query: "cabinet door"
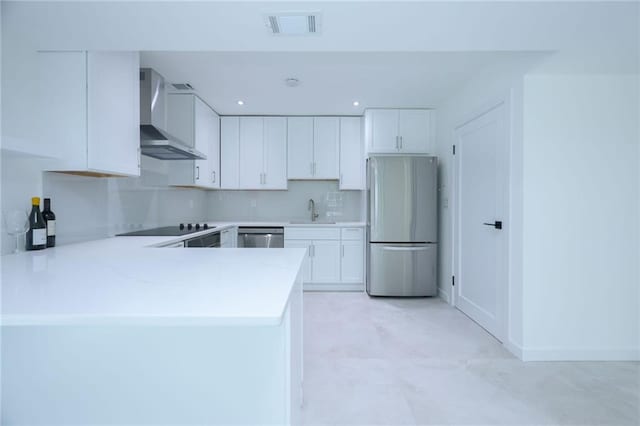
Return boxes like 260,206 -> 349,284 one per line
87,51 -> 140,176
310,240 -> 341,283
193,97 -> 212,186
287,117 -> 314,179
398,109 -> 431,153
341,240 -> 364,283
263,117 -> 288,189
284,240 -> 312,283
208,109 -> 221,188
339,117 -> 364,190
239,117 -> 264,189
220,227 -> 237,248
221,117 -> 240,189
369,109 -> 399,153
313,117 -> 340,179
38,51 -> 88,166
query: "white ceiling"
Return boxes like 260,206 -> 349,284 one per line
140,51 -> 546,115
4,1 -> 638,115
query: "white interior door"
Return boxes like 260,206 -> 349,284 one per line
454,103 -> 508,342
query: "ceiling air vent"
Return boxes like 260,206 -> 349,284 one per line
265,12 -> 321,35
171,83 -> 194,91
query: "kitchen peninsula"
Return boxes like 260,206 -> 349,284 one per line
1,236 -> 305,425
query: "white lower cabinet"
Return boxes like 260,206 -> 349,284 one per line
310,240 -> 341,284
284,226 -> 364,291
341,240 -> 364,283
220,227 -> 237,248
283,240 -> 313,283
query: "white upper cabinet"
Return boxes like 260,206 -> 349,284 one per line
222,116 -> 287,190
338,117 -> 364,190
39,51 -> 140,177
239,117 -> 264,189
167,94 -> 220,189
168,94 -> 220,189
262,117 -> 288,189
365,109 -> 434,155
287,117 -> 339,180
209,109 -> 221,188
221,117 -> 240,189
313,117 -> 340,179
287,117 -> 314,179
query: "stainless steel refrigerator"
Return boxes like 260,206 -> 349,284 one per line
367,156 -> 438,296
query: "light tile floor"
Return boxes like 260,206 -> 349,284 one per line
301,292 -> 640,426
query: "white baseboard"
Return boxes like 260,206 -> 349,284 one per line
504,341 -> 524,360
437,287 -> 450,303
520,347 -> 640,361
304,283 -> 364,292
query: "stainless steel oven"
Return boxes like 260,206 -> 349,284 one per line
184,231 -> 221,248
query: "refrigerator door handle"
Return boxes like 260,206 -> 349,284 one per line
382,246 -> 430,251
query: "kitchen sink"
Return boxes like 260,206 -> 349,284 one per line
289,220 -> 336,224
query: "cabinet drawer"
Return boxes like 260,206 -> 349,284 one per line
285,227 -> 340,240
341,227 -> 364,241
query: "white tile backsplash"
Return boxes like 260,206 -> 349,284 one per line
207,181 -> 363,222
3,159 -> 363,254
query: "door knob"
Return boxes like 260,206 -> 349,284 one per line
483,221 -> 503,230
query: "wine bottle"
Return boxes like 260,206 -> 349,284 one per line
42,198 -> 56,248
26,197 -> 47,251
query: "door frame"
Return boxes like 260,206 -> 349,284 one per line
451,96 -> 511,343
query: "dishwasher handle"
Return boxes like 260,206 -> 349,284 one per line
382,245 -> 430,252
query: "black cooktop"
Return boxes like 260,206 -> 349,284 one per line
116,224 -> 214,237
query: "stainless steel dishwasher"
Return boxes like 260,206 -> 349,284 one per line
237,227 -> 284,248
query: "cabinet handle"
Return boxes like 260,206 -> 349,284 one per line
212,171 -> 216,183
399,136 -> 403,149
263,172 -> 267,185
196,166 -> 200,180
395,136 -> 400,150
341,244 -> 345,258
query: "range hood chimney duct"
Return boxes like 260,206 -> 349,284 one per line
139,68 -> 206,160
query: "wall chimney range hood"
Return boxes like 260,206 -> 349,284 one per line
139,68 -> 206,160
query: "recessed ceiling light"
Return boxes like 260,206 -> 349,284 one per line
237,100 -> 244,105
353,101 -> 360,106
285,78 -> 300,88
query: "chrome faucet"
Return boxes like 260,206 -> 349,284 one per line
308,198 -> 319,222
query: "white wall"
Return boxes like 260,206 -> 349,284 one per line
521,74 -> 640,360
207,181 -> 363,223
436,65 -> 640,360
435,55 -> 539,351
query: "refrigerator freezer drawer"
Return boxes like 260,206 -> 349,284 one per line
367,243 -> 437,296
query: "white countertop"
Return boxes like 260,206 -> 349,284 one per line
205,221 -> 366,229
1,234 -> 306,327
